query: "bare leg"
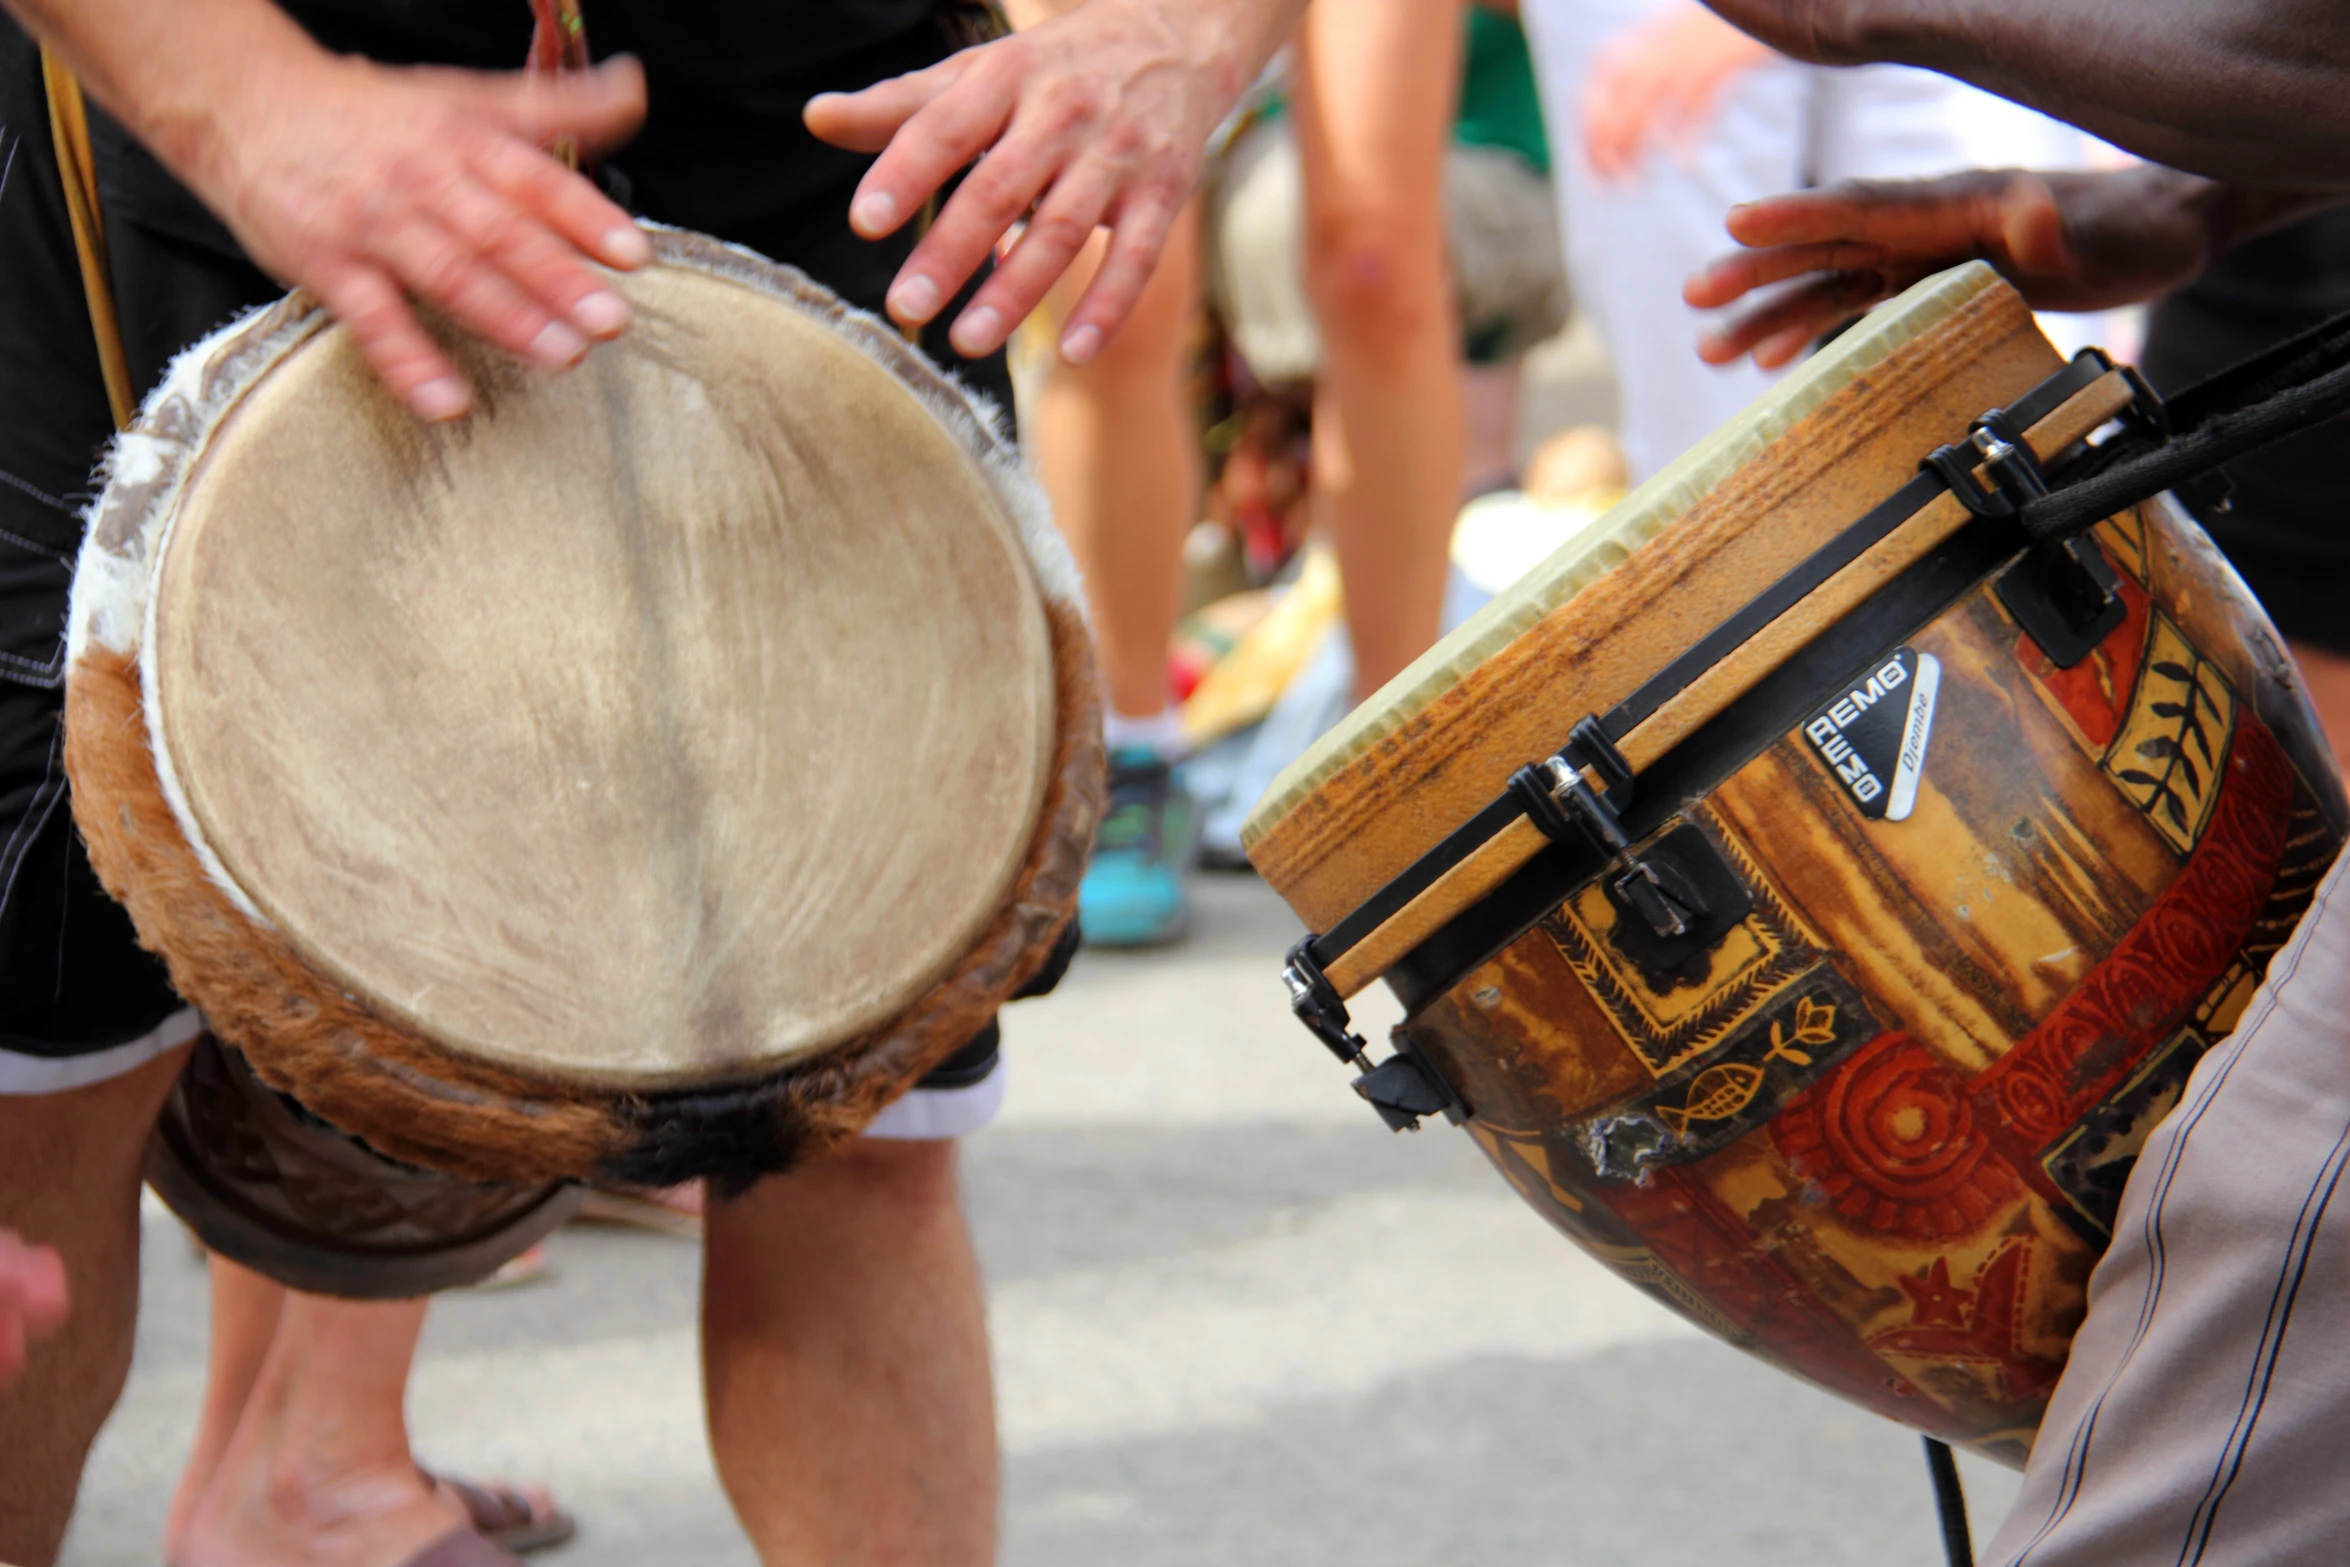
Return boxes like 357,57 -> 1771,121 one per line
0,1044 -> 189,1567
1007,0 -> 1202,726
1026,207 -> 1204,722
164,1257 -> 285,1562
703,1138 -> 995,1567
1294,0 -> 1466,701
1460,360 -> 1526,498
175,1292 -> 461,1567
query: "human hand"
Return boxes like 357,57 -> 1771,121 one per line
0,1229 -> 68,1386
1683,165 -> 2233,368
805,0 -> 1297,364
183,46 -> 652,420
1582,1 -> 1777,182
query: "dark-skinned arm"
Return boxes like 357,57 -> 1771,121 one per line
1686,164 -> 2340,367
1698,0 -> 2350,188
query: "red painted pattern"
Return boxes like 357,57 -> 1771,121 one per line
1969,716 -> 2292,1152
1596,1164 -> 1924,1426
1868,1237 -> 2063,1403
1771,1033 -> 2026,1239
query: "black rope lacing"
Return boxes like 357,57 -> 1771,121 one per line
2019,302 -> 2350,546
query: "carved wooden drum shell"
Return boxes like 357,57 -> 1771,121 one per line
63,230 -> 1102,1207
1246,266 -> 2346,1463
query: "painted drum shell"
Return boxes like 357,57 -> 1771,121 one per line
1396,495 -> 2345,1465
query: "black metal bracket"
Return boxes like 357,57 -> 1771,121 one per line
1280,939 -> 1468,1133
1996,531 -> 2127,667
1922,379 -> 2129,669
1352,1041 -> 1466,1132
1282,937 -> 1370,1069
1923,418 -> 2051,521
1506,718 -> 1712,941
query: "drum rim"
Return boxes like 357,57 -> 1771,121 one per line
1241,263 -> 2006,850
137,244 -> 1062,1082
63,231 -> 1105,1184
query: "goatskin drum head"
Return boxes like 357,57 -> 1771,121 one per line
143,253 -> 1056,1087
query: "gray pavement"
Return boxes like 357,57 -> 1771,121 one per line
66,873 -> 2018,1565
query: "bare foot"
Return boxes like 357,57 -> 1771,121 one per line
175,1428 -> 472,1567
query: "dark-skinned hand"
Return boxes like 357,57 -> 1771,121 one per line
1684,165 -> 2253,369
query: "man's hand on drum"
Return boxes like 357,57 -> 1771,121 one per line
1683,165 -> 2329,368
805,0 -> 1304,364
0,1229 -> 68,1388
13,0 -> 652,422
197,50 -> 654,422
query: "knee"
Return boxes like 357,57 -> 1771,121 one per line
1302,205 -> 1449,344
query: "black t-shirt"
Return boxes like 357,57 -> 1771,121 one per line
2141,209 -> 2350,651
277,1 -> 957,230
91,1 -> 963,273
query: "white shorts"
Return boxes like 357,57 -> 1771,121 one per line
0,1005 -> 199,1095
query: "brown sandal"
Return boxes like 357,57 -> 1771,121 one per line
399,1528 -> 527,1567
423,1471 -> 578,1554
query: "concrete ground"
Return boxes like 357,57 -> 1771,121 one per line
66,872 -> 2018,1567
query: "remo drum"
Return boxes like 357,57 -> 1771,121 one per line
65,230 -> 1100,1291
1246,264 -> 2345,1463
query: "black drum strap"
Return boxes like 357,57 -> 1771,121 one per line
2019,301 -> 2350,547
1924,1437 -> 1975,1567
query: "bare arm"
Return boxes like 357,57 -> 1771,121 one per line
806,0 -> 1306,363
6,0 -> 651,420
1698,0 -> 2350,187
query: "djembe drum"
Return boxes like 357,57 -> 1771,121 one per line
1247,263 -> 2346,1463
64,230 -> 1100,1296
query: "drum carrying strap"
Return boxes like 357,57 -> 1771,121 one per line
2017,298 -> 2350,548
39,51 -> 133,431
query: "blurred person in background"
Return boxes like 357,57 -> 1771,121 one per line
1016,0 -> 1470,948
1519,0 -> 2091,481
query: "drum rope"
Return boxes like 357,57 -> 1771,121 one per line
2019,303 -> 2350,547
1922,1437 -> 1974,1567
38,51 -> 133,431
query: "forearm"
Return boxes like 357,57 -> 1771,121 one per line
1171,0 -> 1310,110
1709,0 -> 2350,187
3,0 -> 330,198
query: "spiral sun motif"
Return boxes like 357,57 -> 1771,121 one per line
1773,1032 -> 2022,1238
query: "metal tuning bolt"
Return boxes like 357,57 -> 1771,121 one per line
1282,937 -> 1371,1070
1611,860 -> 1693,940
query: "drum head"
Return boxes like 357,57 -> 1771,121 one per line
143,255 -> 1056,1087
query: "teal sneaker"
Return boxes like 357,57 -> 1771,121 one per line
1079,746 -> 1197,947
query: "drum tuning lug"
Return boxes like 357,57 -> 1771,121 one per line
1924,415 -> 2051,520
1351,1044 -> 1465,1133
1283,938 -> 1371,1069
1996,531 -> 2128,668
2072,347 -> 2172,438
1611,860 -> 1693,940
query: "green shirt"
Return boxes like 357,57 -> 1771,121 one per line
1256,7 -> 1552,176
1454,6 -> 1550,176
